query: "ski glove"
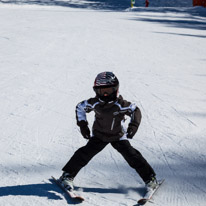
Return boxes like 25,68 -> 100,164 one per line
127,123 -> 138,139
78,120 -> 91,139
80,125 -> 90,139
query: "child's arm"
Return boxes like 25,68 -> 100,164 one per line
126,103 -> 142,139
75,99 -> 96,139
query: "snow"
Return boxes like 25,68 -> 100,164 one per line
0,1 -> 206,206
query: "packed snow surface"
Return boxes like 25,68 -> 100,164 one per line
0,1 -> 206,206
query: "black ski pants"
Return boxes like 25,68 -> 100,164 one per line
62,137 -> 155,183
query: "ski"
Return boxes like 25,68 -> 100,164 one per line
51,176 -> 84,202
137,179 -> 165,205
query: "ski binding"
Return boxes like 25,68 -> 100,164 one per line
137,179 -> 165,205
51,176 -> 84,201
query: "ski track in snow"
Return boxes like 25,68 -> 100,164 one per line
0,1 -> 206,206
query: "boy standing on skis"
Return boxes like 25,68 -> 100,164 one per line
59,71 -> 157,191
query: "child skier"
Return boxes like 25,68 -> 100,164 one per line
59,71 -> 157,191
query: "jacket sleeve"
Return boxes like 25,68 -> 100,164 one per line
125,102 -> 142,129
75,98 -> 96,127
130,106 -> 142,128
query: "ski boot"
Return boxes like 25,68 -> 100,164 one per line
145,176 -> 158,190
59,172 -> 74,191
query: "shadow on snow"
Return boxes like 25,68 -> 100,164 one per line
153,31 -> 206,39
77,185 -> 145,195
128,7 -> 206,31
0,180 -> 80,204
0,182 -> 61,198
0,178 -> 145,203
130,15 -> 206,31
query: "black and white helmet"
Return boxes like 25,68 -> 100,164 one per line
93,71 -> 119,88
93,72 -> 119,102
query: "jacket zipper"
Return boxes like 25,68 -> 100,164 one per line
111,118 -> 115,130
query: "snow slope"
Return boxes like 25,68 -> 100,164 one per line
0,1 -> 206,206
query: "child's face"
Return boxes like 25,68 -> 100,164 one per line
99,87 -> 114,96
95,86 -> 118,97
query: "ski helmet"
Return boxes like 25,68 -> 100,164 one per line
93,72 -> 119,102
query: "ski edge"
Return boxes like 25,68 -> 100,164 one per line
51,176 -> 84,201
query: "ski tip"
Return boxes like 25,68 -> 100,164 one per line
137,198 -> 147,205
76,196 -> 85,201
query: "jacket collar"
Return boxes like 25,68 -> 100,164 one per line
97,95 -> 123,108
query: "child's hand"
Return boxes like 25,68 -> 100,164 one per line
126,123 -> 138,139
80,125 -> 91,139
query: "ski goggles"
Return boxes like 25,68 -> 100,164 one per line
94,85 -> 118,96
